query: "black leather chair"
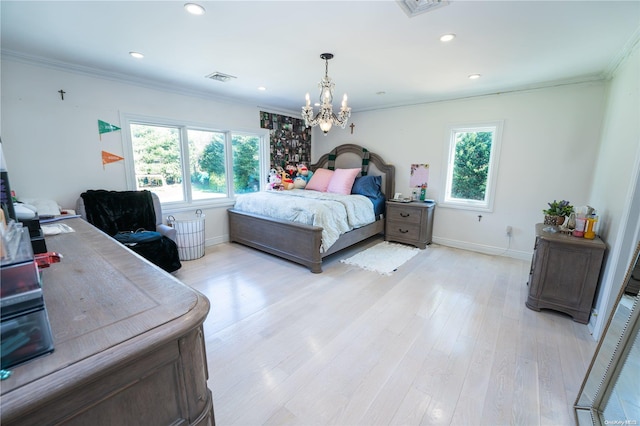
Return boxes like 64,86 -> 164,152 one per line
77,190 -> 181,273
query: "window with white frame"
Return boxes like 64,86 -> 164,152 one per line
441,121 -> 503,212
122,114 -> 268,207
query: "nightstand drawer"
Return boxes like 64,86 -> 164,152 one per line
386,220 -> 421,239
386,205 -> 423,224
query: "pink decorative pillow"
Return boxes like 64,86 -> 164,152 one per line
305,168 -> 334,192
327,168 -> 361,195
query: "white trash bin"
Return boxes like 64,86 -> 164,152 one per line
167,210 -> 205,260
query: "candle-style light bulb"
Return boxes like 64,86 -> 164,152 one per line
341,94 -> 348,108
305,93 -> 310,107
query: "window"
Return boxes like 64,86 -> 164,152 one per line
122,114 -> 268,206
441,121 -> 503,211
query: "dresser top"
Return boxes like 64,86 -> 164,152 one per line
386,200 -> 435,209
536,223 -> 606,248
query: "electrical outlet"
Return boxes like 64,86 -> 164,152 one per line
506,225 -> 513,236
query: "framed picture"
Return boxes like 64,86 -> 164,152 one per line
410,163 -> 429,187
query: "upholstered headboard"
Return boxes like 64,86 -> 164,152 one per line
310,144 -> 395,197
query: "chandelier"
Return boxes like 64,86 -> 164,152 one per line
302,53 -> 351,135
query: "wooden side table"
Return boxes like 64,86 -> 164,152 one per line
385,201 -> 435,249
526,223 -> 606,324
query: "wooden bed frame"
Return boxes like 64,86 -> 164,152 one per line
228,143 -> 395,273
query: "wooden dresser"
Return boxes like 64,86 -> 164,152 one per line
0,218 -> 214,425
385,201 -> 435,249
526,223 -> 606,324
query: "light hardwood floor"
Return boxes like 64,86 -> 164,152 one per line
174,236 -> 597,426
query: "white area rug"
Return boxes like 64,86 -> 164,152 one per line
340,241 -> 421,275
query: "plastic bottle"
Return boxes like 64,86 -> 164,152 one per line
567,212 -> 577,230
573,215 -> 586,237
419,184 -> 426,201
584,214 -> 598,239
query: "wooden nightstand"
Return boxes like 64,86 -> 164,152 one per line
385,201 -> 435,249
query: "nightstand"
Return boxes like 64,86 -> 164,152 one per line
385,201 -> 435,249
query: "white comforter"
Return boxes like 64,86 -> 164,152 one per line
233,189 -> 375,252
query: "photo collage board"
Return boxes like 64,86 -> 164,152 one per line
260,111 -> 311,171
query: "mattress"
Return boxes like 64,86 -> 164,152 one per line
233,189 -> 376,252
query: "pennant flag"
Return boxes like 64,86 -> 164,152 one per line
102,150 -> 124,167
98,120 -> 121,139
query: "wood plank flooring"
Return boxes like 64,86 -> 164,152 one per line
174,236 -> 597,426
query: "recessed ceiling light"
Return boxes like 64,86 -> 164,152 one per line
440,33 -> 456,42
468,74 -> 481,80
129,51 -> 144,59
258,86 -> 266,91
184,3 -> 205,15
376,91 -> 386,95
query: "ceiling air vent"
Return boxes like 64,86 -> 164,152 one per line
397,0 -> 449,17
205,71 -> 237,82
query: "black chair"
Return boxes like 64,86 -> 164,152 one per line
77,190 -> 181,273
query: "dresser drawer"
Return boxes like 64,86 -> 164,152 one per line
386,220 -> 421,240
386,204 -> 423,224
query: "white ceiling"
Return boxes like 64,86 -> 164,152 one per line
2,1 -> 639,114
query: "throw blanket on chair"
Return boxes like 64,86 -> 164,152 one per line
80,190 -> 181,273
81,190 -> 157,236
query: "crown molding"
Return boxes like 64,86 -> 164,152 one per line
0,49 -> 281,111
603,26 -> 640,79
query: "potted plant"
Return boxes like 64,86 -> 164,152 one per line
543,199 -> 574,226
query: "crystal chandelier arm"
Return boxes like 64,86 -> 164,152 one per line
332,108 -> 351,128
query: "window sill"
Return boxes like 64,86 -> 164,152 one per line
438,200 -> 493,213
162,198 -> 236,215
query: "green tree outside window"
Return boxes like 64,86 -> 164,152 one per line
451,131 -> 492,201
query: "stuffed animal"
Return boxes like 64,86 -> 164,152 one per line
281,171 -> 294,190
266,168 -> 282,190
285,164 -> 298,180
293,176 -> 307,189
297,163 -> 313,183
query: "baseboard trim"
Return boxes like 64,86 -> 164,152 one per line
205,236 -> 227,247
432,236 -> 532,261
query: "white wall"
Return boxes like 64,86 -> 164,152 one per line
0,58 -> 270,245
586,44 -> 640,337
318,83 -> 608,259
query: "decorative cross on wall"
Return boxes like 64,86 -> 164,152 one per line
58,89 -> 66,100
349,123 -> 355,134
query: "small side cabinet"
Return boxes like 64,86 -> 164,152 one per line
526,223 -> 606,324
385,201 -> 435,249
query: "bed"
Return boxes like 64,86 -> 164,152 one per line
228,143 -> 395,273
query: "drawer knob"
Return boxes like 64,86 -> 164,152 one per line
400,213 -> 410,217
399,228 -> 409,233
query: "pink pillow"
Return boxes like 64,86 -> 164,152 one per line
327,168 -> 360,195
305,168 -> 334,192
